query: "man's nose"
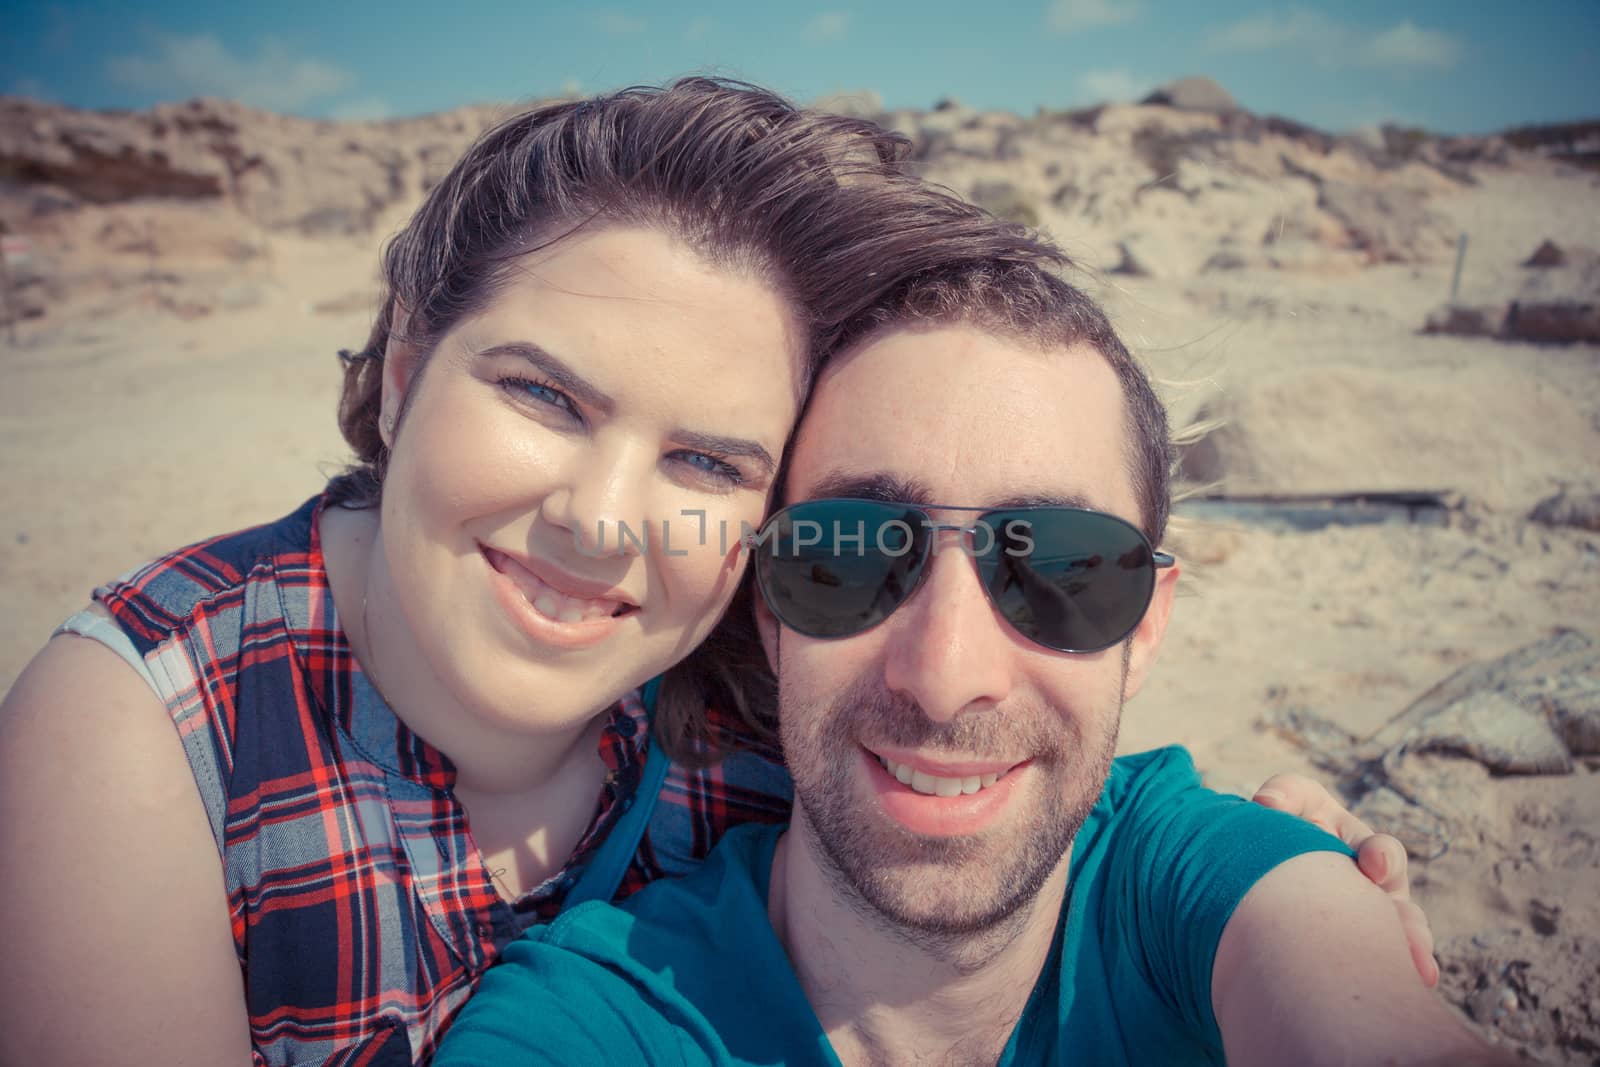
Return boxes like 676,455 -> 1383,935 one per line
880,539 -> 1017,722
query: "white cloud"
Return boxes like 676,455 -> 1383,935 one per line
1203,9 -> 1340,52
328,97 -> 391,121
804,12 -> 851,42
1047,0 -> 1141,33
1204,9 -> 1463,71
1363,20 -> 1463,69
1079,69 -> 1144,102
595,12 -> 647,34
107,32 -> 351,112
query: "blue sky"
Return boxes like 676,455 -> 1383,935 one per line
4,1 -> 1597,135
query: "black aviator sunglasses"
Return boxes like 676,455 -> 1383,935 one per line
751,499 -> 1175,655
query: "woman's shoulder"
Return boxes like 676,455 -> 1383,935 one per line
90,494 -> 327,656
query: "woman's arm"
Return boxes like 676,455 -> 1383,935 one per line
0,635 -> 254,1066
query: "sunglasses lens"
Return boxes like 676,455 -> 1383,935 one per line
976,509 -> 1157,653
754,501 -> 927,639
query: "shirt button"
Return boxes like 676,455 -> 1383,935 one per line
620,796 -> 634,812
617,716 -> 639,737
475,921 -> 492,938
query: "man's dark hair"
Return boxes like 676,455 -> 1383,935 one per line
830,260 -> 1174,546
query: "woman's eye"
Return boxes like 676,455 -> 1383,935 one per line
503,377 -> 581,420
674,451 -> 743,487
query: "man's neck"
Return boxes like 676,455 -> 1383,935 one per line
767,826 -> 1070,1067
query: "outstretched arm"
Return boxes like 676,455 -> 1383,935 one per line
1212,851 -> 1512,1067
1252,771 -> 1437,986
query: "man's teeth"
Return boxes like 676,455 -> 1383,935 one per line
879,757 -> 1004,796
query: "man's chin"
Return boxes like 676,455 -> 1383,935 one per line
844,853 -> 1049,938
802,804 -> 1067,939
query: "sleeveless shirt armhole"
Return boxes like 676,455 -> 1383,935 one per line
55,606 -> 163,696
54,605 -> 230,853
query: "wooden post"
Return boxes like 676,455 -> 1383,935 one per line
1449,232 -> 1469,304
0,225 -> 16,347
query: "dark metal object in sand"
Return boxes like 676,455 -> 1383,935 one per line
1177,490 -> 1456,533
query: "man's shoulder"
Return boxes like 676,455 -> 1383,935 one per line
1105,745 -> 1202,795
1017,748 -> 1353,1063
1093,745 -> 1349,870
1095,745 -> 1204,827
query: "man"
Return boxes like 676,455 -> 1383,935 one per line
435,261 -> 1504,1065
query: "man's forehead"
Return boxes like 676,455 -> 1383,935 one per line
789,324 -> 1141,521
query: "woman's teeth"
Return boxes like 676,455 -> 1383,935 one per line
527,590 -> 612,623
879,756 -> 1005,797
500,561 -> 624,622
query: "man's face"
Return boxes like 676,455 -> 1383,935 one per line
761,324 -> 1178,936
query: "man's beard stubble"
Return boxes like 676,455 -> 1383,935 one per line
778,657 -> 1124,960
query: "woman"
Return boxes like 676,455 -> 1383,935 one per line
0,79 -> 1421,1067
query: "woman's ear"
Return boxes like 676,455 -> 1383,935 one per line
379,303 -> 421,449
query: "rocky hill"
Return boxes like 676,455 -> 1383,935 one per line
3,81 -> 1594,341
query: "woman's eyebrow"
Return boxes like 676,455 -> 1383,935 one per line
671,429 -> 776,475
477,342 -> 615,416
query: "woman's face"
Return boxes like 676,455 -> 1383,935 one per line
377,224 -> 803,737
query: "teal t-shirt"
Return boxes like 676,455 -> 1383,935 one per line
434,747 -> 1351,1066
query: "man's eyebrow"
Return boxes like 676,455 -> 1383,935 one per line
672,430 -> 776,476
802,475 -> 1102,513
804,472 -> 936,504
991,491 -> 1102,511
476,342 -> 615,417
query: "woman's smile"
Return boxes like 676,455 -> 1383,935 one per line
481,543 -> 640,650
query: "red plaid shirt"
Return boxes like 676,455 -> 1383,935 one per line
66,494 -> 792,1066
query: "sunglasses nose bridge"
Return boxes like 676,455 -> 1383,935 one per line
921,520 -> 971,555
881,537 -> 1019,721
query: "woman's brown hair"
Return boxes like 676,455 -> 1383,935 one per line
329,76 -> 1065,764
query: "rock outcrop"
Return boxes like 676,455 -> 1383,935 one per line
1423,241 -> 1600,344
0,84 -> 1593,324
0,96 -> 508,233
1140,76 -> 1240,115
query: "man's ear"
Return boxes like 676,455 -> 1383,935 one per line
752,583 -> 781,675
1122,559 -> 1179,702
379,303 -> 422,449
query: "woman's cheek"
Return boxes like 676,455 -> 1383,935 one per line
660,499 -> 761,611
